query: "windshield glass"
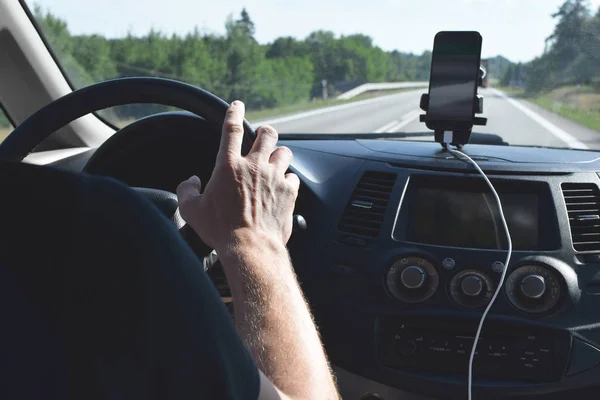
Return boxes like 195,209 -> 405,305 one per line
25,0 -> 600,149
0,107 -> 13,141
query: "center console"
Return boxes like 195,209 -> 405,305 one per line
387,175 -> 571,315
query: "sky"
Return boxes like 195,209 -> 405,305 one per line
27,0 -> 600,62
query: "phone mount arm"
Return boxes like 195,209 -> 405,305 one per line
419,93 -> 487,149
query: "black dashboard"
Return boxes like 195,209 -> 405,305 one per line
282,138 -> 600,399
51,128 -> 600,399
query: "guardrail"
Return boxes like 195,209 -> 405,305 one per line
336,81 -> 429,100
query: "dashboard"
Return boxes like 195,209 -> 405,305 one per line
50,125 -> 600,399
280,138 -> 600,399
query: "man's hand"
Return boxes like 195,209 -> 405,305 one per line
176,100 -> 299,253
176,100 -> 339,400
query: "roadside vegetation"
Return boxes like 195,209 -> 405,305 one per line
27,6 -> 435,125
499,84 -> 600,132
498,1 -> 600,132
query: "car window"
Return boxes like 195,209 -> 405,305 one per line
0,108 -> 13,143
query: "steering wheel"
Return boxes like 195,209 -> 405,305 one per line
0,77 -> 255,162
0,77 -> 256,259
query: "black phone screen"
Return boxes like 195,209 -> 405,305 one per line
426,32 -> 482,130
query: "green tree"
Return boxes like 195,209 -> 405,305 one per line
30,6 -> 480,116
266,37 -> 308,58
72,35 -> 117,81
224,11 -> 264,101
527,0 -> 593,91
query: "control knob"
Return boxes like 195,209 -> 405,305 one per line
520,274 -> 546,299
461,275 -> 483,297
386,257 -> 439,303
449,270 -> 494,308
400,266 -> 426,289
506,265 -> 561,314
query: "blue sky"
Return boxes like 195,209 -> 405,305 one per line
27,0 -> 600,62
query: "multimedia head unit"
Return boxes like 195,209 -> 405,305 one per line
377,316 -> 571,382
393,176 -> 560,251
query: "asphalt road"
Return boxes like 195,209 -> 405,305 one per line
254,88 -> 600,150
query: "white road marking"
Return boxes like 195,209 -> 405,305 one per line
252,90 -> 421,128
489,88 -> 589,150
387,109 -> 422,132
374,120 -> 399,133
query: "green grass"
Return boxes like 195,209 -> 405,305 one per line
497,86 -> 526,98
497,86 -> 600,133
245,88 -> 421,122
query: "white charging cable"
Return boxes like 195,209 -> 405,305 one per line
445,143 -> 512,400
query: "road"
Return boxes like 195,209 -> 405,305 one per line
254,88 -> 600,150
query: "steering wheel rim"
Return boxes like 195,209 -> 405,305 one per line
0,77 -> 256,162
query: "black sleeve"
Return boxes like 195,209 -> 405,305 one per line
67,174 -> 261,400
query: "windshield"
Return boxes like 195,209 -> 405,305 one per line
25,0 -> 600,149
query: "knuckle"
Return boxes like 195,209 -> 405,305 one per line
278,146 -> 292,158
283,180 -> 297,196
260,126 -> 279,141
224,120 -> 243,134
247,160 -> 262,177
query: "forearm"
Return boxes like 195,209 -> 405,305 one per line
219,230 -> 339,400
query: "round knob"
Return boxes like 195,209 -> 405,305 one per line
400,266 -> 426,289
293,214 -> 307,231
461,275 -> 483,297
521,274 -> 546,299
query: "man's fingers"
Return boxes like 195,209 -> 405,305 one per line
218,101 -> 245,163
285,172 -> 300,194
269,146 -> 293,173
176,175 -> 202,202
250,126 -> 279,159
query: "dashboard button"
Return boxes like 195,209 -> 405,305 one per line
492,261 -> 506,273
442,258 -> 456,270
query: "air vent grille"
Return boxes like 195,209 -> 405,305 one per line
338,171 -> 396,239
562,183 -> 600,252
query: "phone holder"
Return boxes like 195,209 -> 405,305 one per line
419,93 -> 487,149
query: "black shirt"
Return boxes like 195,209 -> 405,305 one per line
0,162 -> 260,399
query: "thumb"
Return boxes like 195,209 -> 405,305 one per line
176,175 -> 202,204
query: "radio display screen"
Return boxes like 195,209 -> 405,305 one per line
405,187 -> 540,250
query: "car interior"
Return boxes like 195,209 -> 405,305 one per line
3,1 -> 600,399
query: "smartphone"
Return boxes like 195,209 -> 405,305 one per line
425,31 -> 482,131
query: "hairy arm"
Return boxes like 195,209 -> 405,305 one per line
220,231 -> 338,399
177,101 -> 339,400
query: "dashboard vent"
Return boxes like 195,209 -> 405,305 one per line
338,171 -> 396,240
562,183 -> 600,252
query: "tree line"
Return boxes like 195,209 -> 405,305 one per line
1,6 -> 522,128
518,0 -> 600,93
34,7 -> 434,119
